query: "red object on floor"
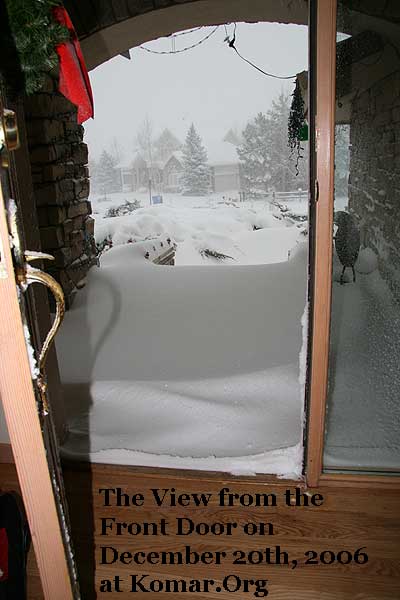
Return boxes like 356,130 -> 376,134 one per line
52,7 -> 94,123
0,528 -> 8,581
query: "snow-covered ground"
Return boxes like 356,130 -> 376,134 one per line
58,191 -> 308,476
325,250 -> 400,470
92,191 -> 302,266
56,190 -> 400,474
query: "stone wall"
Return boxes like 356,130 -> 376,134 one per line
349,68 -> 400,300
23,72 -> 97,308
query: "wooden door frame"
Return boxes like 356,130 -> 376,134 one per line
0,167 -> 75,596
305,0 -> 337,487
304,0 -> 400,489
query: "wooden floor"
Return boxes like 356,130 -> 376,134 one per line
1,461 -> 400,599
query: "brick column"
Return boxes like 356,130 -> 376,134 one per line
23,72 -> 97,308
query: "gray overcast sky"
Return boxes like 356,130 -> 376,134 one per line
84,22 -> 308,160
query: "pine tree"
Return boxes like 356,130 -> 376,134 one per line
96,149 -> 120,198
237,112 -> 272,195
182,124 -> 210,196
268,92 -> 292,192
238,93 -> 308,196
155,128 -> 181,162
88,158 -> 99,194
268,91 -> 307,192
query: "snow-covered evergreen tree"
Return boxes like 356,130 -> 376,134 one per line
238,93 -> 308,196
182,124 -> 210,195
267,91 -> 307,192
88,158 -> 100,194
97,149 -> 120,198
237,112 -> 272,195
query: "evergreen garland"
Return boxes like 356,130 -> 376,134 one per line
5,0 -> 69,94
288,79 -> 307,175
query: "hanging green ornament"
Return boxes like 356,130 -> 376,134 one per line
299,123 -> 308,142
288,79 -> 307,174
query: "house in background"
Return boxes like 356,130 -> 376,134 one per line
117,156 -> 135,192
115,131 -> 243,194
117,152 -> 164,192
163,150 -> 184,192
208,136 -> 242,193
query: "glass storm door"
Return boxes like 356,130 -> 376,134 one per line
323,0 -> 400,474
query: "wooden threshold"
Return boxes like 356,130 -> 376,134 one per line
59,456 -> 398,489
7,448 -> 398,489
61,458 -> 305,486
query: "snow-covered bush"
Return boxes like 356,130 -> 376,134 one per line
104,199 -> 141,218
200,248 -> 235,262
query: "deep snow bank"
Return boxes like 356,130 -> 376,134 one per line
57,235 -> 308,476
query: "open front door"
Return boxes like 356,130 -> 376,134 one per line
0,99 -> 80,597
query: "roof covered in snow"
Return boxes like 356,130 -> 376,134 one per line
163,150 -> 184,169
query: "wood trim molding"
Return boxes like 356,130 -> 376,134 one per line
0,174 -> 75,599
306,0 -> 337,487
320,473 -> 400,488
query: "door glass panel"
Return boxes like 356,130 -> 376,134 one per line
54,21 -> 310,477
324,0 -> 400,473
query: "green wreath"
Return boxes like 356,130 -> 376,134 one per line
6,0 -> 69,95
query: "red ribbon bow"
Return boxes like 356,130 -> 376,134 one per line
52,7 -> 94,123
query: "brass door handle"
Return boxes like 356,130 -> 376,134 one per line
1,108 -> 20,167
17,251 -> 65,413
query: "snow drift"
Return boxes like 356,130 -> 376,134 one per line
57,236 -> 308,476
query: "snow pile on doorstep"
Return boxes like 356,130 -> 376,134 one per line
57,240 -> 308,477
62,443 -> 304,478
325,252 -> 400,469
